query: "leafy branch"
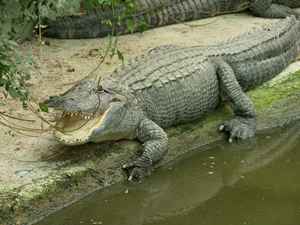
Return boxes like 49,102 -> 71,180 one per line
83,0 -> 148,77
0,39 -> 31,106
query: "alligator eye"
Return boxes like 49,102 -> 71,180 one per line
95,85 -> 104,94
97,85 -> 103,91
111,97 -> 121,102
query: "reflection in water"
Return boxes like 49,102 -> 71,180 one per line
36,124 -> 300,225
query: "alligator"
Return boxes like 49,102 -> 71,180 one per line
45,16 -> 300,181
44,0 -> 300,39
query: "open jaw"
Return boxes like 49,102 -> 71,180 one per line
54,109 -> 110,146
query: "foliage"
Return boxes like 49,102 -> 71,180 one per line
38,0 -> 81,20
0,1 -> 36,105
0,0 -> 82,106
0,39 -> 31,106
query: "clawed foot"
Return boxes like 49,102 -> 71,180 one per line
219,117 -> 256,143
122,160 -> 152,182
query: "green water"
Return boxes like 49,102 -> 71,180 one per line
36,124 -> 300,225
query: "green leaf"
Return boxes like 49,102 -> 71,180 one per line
117,49 -> 124,62
126,19 -> 135,33
8,86 -> 19,98
39,102 -> 49,113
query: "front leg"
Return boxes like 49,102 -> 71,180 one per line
123,118 -> 168,182
216,60 -> 256,143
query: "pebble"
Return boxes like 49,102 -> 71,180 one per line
15,169 -> 32,177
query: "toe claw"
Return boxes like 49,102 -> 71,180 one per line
122,162 -> 135,169
127,167 -> 145,182
220,117 -> 256,142
123,158 -> 153,182
219,124 -> 225,131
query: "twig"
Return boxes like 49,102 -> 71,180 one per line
0,111 -> 35,122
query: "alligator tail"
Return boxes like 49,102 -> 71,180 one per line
43,0 -> 225,39
43,10 -> 114,39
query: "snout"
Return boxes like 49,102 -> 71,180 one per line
44,96 -> 65,108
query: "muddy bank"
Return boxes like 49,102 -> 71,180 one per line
1,13 -> 300,225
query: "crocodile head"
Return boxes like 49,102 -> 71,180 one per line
45,79 -> 129,145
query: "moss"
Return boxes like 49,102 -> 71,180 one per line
250,70 -> 300,110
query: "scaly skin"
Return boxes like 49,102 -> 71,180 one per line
46,17 -> 300,181
44,0 -> 300,39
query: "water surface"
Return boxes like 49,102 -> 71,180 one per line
36,124 -> 300,225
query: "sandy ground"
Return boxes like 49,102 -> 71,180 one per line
1,12 -> 300,224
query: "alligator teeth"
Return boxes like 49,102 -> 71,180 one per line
61,111 -> 96,120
